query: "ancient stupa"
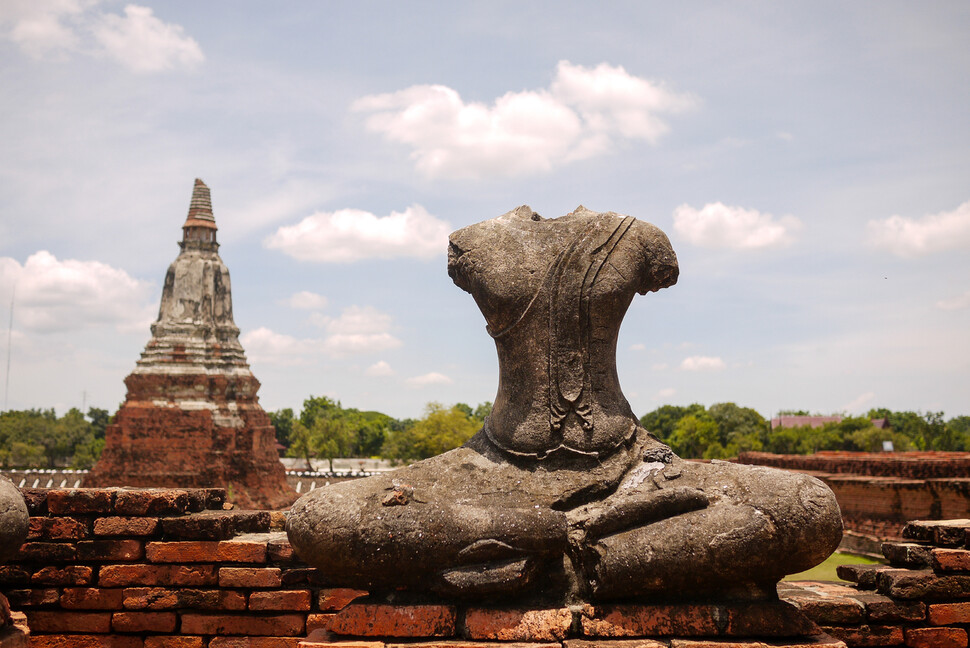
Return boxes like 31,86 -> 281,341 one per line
86,179 -> 296,509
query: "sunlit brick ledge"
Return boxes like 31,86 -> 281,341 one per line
3,488 -> 970,648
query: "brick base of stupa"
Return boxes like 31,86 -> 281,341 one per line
86,372 -> 296,510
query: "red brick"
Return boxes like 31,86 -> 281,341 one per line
180,613 -> 305,636
306,613 -> 333,634
566,641 -> 667,648
464,607 -> 572,641
268,537 -> 296,562
316,588 -> 368,612
122,587 -> 179,610
145,540 -> 267,563
98,564 -> 217,587
4,588 -> 59,607
0,566 -> 31,586
668,641 -> 764,648
932,549 -> 970,572
299,630 -> 382,648
94,516 -> 160,536
25,610 -> 112,633
249,590 -> 311,611
929,603 -> 970,625
61,587 -> 125,610
17,542 -> 76,562
329,604 -> 456,638
31,565 -> 93,585
28,516 -> 88,540
581,604 -> 719,637
905,628 -> 968,648
77,539 -> 144,561
822,625 -> 905,647
724,602 -> 818,637
112,611 -> 177,633
209,638 -> 303,648
46,488 -> 116,514
220,567 -> 282,588
27,635 -> 143,648
797,598 -> 866,624
855,593 -> 926,622
144,638 -> 205,648
177,589 -> 247,611
115,489 -> 189,516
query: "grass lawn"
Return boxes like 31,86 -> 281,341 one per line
784,551 -> 883,582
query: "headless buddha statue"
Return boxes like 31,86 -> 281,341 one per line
286,206 -> 842,603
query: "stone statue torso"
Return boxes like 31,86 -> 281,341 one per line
448,205 -> 679,459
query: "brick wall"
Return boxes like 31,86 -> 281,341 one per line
737,453 -> 970,549
5,486 -> 970,648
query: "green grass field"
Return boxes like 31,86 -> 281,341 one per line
784,551 -> 882,582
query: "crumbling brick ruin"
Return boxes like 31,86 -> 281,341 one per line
84,180 -> 295,510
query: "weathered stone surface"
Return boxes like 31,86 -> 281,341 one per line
0,477 -> 29,563
85,179 -> 296,511
287,206 -> 842,607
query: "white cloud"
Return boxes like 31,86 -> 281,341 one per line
630,343 -> 646,351
673,202 -> 802,249
842,391 -> 876,414
937,291 -> 970,311
655,388 -> 676,400
240,327 -> 320,366
0,2 -> 202,72
352,60 -> 694,179
266,204 -> 450,263
680,355 -> 726,371
285,291 -> 328,311
92,5 -> 203,72
365,360 -> 394,377
867,200 -> 970,258
406,372 -> 453,388
0,251 -> 154,334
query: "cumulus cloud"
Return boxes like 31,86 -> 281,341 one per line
0,1 -> 202,72
243,306 -> 402,365
285,291 -> 328,310
365,360 -> 394,377
673,202 -> 802,249
937,291 -> 970,311
240,327 -> 320,366
680,355 -> 726,371
266,205 -> 450,263
842,391 -> 876,414
0,251 -> 154,334
629,343 -> 646,351
92,5 -> 203,72
352,60 -> 694,179
655,387 -> 676,400
406,372 -> 453,388
867,200 -> 970,258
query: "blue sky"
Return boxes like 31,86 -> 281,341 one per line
1,2 -> 968,420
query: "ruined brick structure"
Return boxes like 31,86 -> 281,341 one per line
85,180 -> 296,510
738,452 -> 970,554
5,486 -> 970,648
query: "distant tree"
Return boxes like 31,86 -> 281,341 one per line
312,415 -> 354,472
382,402 -> 479,463
87,407 -> 110,439
269,408 -> 295,448
776,409 -> 810,416
666,413 -> 720,459
640,404 -> 706,441
473,401 -> 493,422
287,421 -> 315,470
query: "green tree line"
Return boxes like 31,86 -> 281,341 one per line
640,403 -> 970,460
0,407 -> 109,469
269,396 -> 492,469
